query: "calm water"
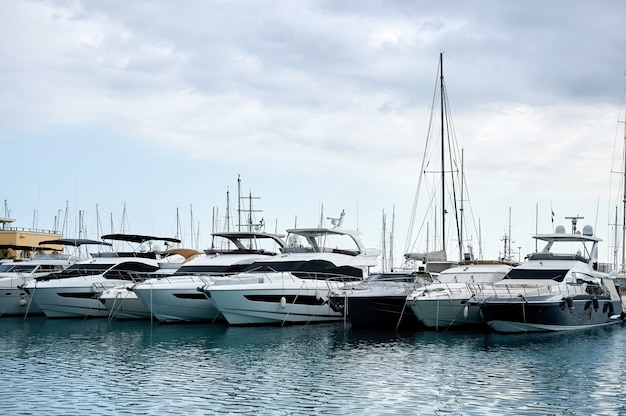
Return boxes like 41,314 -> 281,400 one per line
0,317 -> 625,415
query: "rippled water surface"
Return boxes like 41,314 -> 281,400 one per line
1,317 -> 625,415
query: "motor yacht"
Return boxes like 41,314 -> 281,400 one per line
132,231 -> 286,322
204,227 -> 380,325
0,238 -> 111,316
328,269 -> 433,329
406,262 -> 513,330
471,220 -> 624,333
23,234 -> 178,318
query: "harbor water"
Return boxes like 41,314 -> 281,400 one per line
1,317 -> 625,415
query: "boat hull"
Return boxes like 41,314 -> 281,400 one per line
29,286 -> 111,318
408,298 -> 484,329
27,277 -> 130,318
478,296 -> 623,333
100,289 -> 152,320
209,282 -> 342,326
329,294 -> 419,328
0,287 -> 42,316
133,278 -> 222,322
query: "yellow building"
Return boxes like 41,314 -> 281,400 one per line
0,217 -> 63,261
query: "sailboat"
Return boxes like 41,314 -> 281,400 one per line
402,52 -> 470,273
401,53 -> 515,330
329,53 -> 485,330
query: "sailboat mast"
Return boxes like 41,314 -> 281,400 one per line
459,148 -> 465,260
622,105 -> 626,271
440,51 -> 446,253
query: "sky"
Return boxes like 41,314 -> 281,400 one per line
2,0 -> 626,268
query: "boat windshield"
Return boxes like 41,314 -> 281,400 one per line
35,263 -> 114,281
104,262 -> 160,280
0,264 -> 38,273
173,264 -> 251,276
245,259 -> 364,279
0,264 -> 17,272
365,273 -> 420,283
504,268 -> 569,282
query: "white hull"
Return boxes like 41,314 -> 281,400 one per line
209,277 -> 345,325
133,276 -> 221,322
0,287 -> 42,315
0,276 -> 42,315
99,287 -> 152,320
409,298 -> 483,328
28,277 -> 129,318
406,264 -> 513,329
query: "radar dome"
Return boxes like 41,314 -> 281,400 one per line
555,225 -> 566,234
582,225 -> 593,236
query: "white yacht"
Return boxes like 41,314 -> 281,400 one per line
405,262 -> 513,330
204,228 -> 380,325
0,238 -> 112,316
23,234 -> 179,318
132,232 -> 286,322
0,255 -> 72,316
98,248 -> 198,320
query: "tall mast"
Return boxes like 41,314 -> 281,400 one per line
381,210 -> 387,272
440,51 -> 446,253
622,104 -> 626,271
459,149 -> 465,261
390,206 -> 395,270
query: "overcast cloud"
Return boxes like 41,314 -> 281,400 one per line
2,0 -> 626,265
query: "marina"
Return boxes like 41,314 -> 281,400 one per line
3,2 -> 626,413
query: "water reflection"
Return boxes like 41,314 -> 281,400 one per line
0,318 -> 625,414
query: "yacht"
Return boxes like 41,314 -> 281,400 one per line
472,220 -> 624,333
328,269 -> 434,329
204,228 -> 380,325
0,255 -> 72,316
98,248 -> 199,320
405,262 -> 513,330
132,231 -> 286,322
0,238 -> 111,316
23,234 -> 179,318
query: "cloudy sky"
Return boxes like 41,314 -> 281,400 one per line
2,0 -> 626,267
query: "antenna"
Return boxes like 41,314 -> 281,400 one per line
565,215 -> 584,234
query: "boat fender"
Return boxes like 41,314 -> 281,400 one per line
280,296 -> 287,309
603,302 -> 609,313
608,302 -> 614,316
315,288 -> 321,301
463,304 -> 469,319
19,296 -> 27,307
592,297 -> 599,312
566,297 -> 574,313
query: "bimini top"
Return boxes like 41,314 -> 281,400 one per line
100,234 -> 182,245
39,238 -> 113,247
210,232 -> 286,249
533,224 -> 601,244
284,228 -> 368,254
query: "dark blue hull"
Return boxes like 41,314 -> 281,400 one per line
328,294 -> 420,329
478,295 -> 623,333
